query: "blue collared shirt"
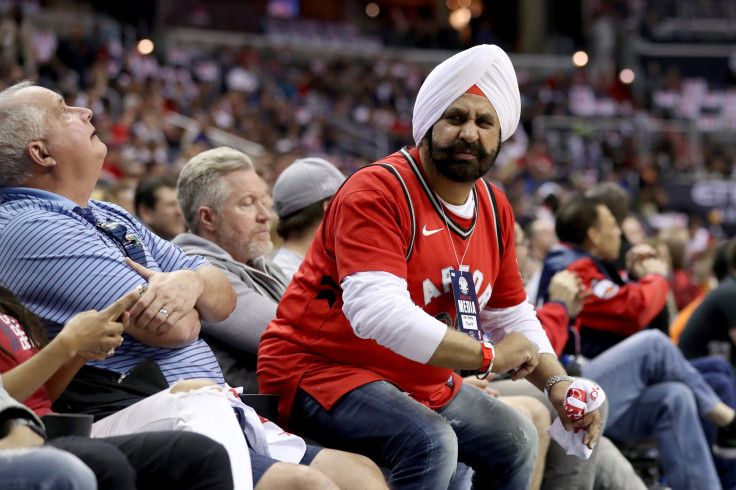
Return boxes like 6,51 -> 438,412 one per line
0,187 -> 224,384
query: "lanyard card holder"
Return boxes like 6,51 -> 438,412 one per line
449,269 -> 482,341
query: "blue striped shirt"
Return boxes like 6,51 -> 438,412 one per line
0,187 -> 224,385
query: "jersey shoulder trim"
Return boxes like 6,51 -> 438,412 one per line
480,180 -> 504,260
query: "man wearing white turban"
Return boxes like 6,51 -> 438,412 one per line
259,45 -> 602,489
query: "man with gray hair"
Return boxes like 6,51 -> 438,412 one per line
271,157 -> 346,282
0,84 -> 388,489
174,146 -> 289,392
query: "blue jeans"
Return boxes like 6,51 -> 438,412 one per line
582,329 -> 722,490
290,380 -> 537,489
692,356 -> 736,490
0,446 -> 96,490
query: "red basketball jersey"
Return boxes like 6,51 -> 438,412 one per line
258,147 -> 526,426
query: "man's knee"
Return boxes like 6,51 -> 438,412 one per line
7,448 -> 97,490
169,379 -> 221,394
309,448 -> 389,489
256,462 -> 339,490
48,436 -> 136,487
640,328 -> 673,348
658,382 -> 697,414
525,397 -> 552,439
416,417 -> 459,457
312,448 -> 380,472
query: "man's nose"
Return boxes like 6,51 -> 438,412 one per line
77,106 -> 93,121
256,202 -> 271,221
458,121 -> 479,143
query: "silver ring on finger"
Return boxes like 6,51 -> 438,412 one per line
107,348 -> 115,356
159,308 -> 168,317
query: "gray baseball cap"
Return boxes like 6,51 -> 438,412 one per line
273,157 -> 346,218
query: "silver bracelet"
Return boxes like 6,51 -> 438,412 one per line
544,374 -> 576,397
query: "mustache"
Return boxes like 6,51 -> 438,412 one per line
434,139 -> 488,157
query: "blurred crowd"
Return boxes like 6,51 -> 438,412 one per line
0,2 -> 734,256
5,2 -> 736,487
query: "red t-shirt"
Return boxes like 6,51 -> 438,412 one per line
258,147 -> 527,426
0,313 -> 53,416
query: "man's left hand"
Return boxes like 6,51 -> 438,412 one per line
549,381 -> 602,449
125,258 -> 204,333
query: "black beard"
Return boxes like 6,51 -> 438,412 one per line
427,127 -> 501,183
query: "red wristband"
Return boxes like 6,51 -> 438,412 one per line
479,342 -> 495,373
476,342 -> 495,380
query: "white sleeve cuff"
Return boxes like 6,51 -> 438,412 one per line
341,271 -> 448,363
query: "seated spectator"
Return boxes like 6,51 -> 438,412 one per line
259,44 -> 602,489
1,374 -> 97,490
540,270 -> 736,487
523,218 -> 557,302
489,223 -> 647,490
0,285 -> 251,488
585,182 -> 633,272
524,217 -> 736,489
173,146 -> 289,391
0,293 -> 236,489
659,226 -> 702,312
271,157 -> 346,282
680,237 -> 736,365
0,81 -> 387,490
134,175 -> 187,240
535,195 -> 671,358
621,215 -> 647,247
670,240 -> 728,345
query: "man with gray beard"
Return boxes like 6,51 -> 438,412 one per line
173,147 -> 288,392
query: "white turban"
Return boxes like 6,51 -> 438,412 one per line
412,44 -> 521,146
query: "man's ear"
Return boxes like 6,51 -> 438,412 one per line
586,226 -> 600,249
197,206 -> 217,233
26,140 -> 56,168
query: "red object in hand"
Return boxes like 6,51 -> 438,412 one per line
564,387 -> 587,422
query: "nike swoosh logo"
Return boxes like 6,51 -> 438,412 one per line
422,225 -> 445,236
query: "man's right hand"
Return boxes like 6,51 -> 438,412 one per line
55,288 -> 140,361
492,331 -> 539,380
